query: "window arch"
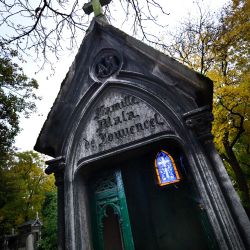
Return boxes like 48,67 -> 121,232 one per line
154,150 -> 181,186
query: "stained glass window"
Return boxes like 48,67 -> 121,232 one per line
155,150 -> 181,186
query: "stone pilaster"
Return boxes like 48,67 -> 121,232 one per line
183,106 -> 250,248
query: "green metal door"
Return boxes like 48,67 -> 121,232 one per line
90,169 -> 134,250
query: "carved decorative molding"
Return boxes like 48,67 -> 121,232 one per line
182,106 -> 214,142
91,49 -> 122,81
45,156 -> 65,186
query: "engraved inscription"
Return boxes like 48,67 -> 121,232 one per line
97,112 -> 164,147
82,94 -> 166,154
94,96 -> 139,119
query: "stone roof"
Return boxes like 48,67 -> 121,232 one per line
18,217 -> 43,228
34,16 -> 213,157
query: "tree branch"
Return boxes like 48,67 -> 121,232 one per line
219,98 -> 245,148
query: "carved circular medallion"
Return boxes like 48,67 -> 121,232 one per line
91,49 -> 122,81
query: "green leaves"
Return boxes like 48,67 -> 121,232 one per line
0,45 -> 39,163
167,0 -> 250,211
39,191 -> 57,250
0,151 -> 55,235
209,0 -> 250,210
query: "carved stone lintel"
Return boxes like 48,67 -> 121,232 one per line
182,106 -> 214,142
45,156 -> 65,186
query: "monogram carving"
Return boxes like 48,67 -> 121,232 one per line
92,49 -> 122,80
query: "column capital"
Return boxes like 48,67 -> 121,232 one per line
45,156 -> 65,186
183,106 -> 214,142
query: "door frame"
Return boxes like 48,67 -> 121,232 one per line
73,134 -> 221,249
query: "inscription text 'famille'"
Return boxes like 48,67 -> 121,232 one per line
84,95 -> 165,151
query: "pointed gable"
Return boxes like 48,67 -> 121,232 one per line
34,16 -> 213,157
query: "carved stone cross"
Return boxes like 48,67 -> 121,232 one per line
83,0 -> 112,16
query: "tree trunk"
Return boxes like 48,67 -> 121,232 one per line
223,137 -> 250,216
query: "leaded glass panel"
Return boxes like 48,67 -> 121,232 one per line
155,150 -> 181,186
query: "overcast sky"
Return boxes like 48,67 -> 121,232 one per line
15,0 -> 229,153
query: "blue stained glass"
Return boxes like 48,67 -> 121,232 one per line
156,151 -> 177,185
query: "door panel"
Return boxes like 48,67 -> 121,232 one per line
90,169 -> 134,250
103,206 -> 123,250
122,150 -> 215,250
89,146 -> 217,250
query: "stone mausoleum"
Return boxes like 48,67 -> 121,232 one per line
35,13 -> 250,250
0,215 -> 42,250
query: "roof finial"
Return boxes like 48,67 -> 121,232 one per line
83,0 -> 111,17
